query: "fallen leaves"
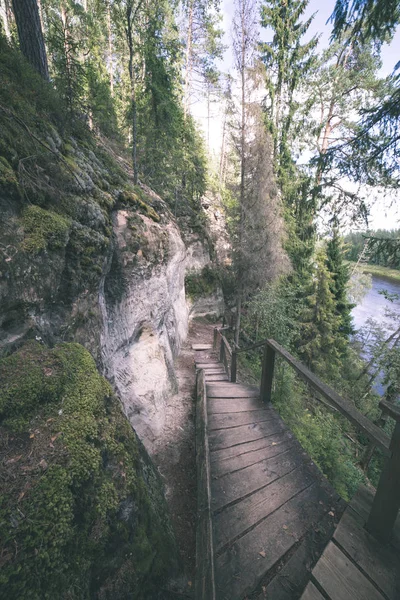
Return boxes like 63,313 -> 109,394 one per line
6,455 -> 23,464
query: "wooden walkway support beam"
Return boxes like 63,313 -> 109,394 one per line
366,400 -> 400,543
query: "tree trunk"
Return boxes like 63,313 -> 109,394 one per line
235,0 -> 246,347
0,0 -> 12,38
11,0 -> 49,80
61,5 -> 73,106
184,0 -> 194,118
107,1 -> 114,96
235,284 -> 242,346
126,5 -> 138,184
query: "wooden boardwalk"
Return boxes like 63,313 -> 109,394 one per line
301,485 -> 400,600
194,344 -> 345,600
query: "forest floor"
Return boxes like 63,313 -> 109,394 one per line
152,317 -> 217,597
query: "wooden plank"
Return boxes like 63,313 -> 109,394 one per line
205,375 -> 229,382
207,397 -> 264,414
366,420 -> 400,542
211,446 -> 303,511
312,541 -> 385,600
350,485 -> 400,552
380,399 -> 400,421
350,485 -> 371,522
220,334 -> 232,356
208,408 -> 273,430
212,437 -> 295,478
195,371 -> 216,600
207,385 -> 260,398
334,507 -> 400,599
265,501 -> 346,600
210,431 -> 294,474
215,483 -> 333,600
202,368 -> 226,374
192,344 -> 213,350
260,344 -> 275,404
266,339 -> 391,456
209,417 -> 286,452
214,464 -> 315,551
301,582 -> 325,600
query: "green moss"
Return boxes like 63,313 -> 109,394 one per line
0,156 -> 18,188
185,265 -> 220,300
0,342 -> 179,599
119,187 -> 161,222
21,205 -> 70,254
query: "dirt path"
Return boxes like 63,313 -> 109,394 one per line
152,318 -> 217,595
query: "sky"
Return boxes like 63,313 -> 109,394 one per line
191,0 -> 400,231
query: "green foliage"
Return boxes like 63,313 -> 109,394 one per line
0,341 -> 179,599
297,248 -> 348,378
273,366 -> 365,500
185,265 -> 220,299
326,228 -> 355,336
345,229 -> 400,269
243,277 -> 300,349
260,0 -> 318,183
331,0 -> 400,43
21,205 -> 71,254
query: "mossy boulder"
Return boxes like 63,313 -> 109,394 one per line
0,342 -> 180,599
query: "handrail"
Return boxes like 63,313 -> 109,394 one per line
221,333 -> 390,455
212,322 -> 399,542
266,339 -> 391,456
220,334 -> 232,357
235,339 -> 268,354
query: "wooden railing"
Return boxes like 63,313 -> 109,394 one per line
213,325 -> 400,544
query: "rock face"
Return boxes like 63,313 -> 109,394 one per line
0,38 -> 225,599
100,208 -> 189,450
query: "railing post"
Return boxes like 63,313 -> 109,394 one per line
219,337 -> 225,364
366,401 -> 400,543
213,327 -> 218,351
231,351 -> 237,383
260,343 -> 275,404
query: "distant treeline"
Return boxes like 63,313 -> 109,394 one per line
345,230 -> 400,269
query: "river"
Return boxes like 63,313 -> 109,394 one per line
352,274 -> 400,333
351,274 -> 400,395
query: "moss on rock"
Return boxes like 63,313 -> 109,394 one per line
21,205 -> 71,254
0,342 -> 180,599
119,187 -> 161,222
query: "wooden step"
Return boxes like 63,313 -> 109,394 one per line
207,384 -> 260,399
192,343 -> 213,350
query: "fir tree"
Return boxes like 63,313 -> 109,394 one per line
297,248 -> 347,378
326,226 -> 355,337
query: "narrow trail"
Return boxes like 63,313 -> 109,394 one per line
152,319 -> 218,590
